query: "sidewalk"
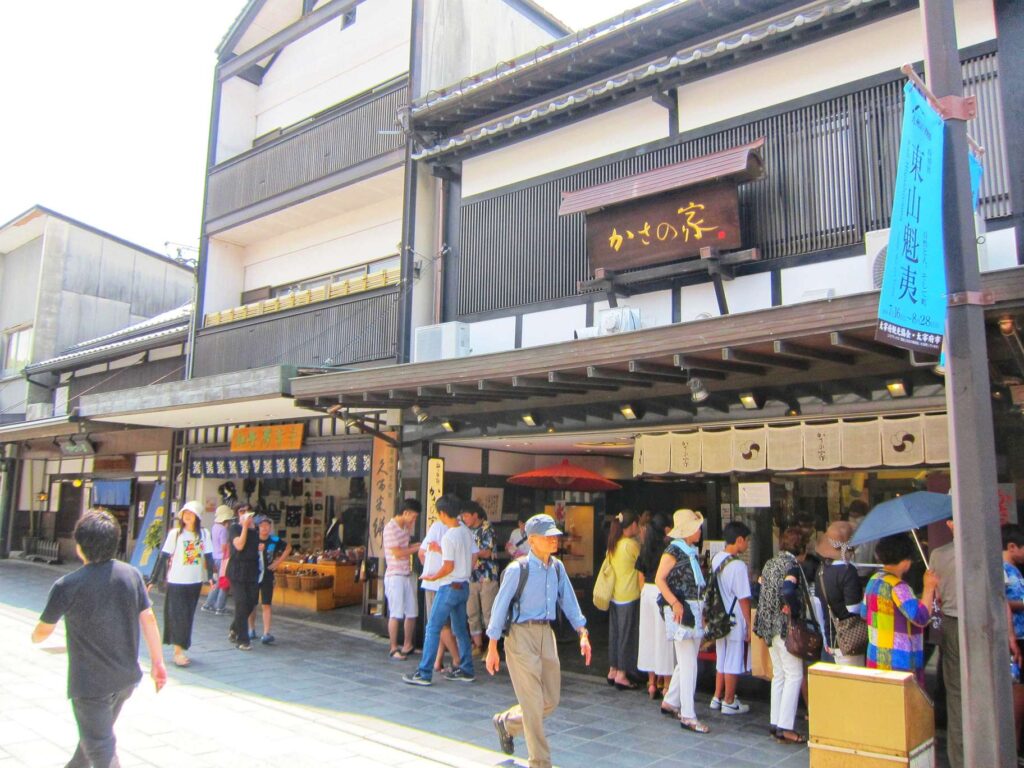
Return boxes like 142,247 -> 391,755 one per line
0,559 -> 810,768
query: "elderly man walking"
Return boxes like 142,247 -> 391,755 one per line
486,513 -> 591,768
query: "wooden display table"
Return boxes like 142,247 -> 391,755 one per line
808,663 -> 935,767
275,560 -> 363,611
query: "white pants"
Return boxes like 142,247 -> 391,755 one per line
768,635 -> 803,731
664,637 -> 700,719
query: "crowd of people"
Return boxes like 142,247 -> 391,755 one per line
28,494 -> 1024,768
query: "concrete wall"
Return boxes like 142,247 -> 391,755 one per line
418,0 -> 563,97
0,236 -> 42,335
204,239 -> 246,315
216,78 -> 258,165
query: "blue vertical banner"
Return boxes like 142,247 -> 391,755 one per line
876,82 -> 947,354
129,483 -> 167,579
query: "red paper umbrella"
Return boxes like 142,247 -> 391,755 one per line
507,459 -> 622,492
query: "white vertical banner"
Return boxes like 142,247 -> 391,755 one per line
701,429 -> 732,474
803,422 -> 842,470
767,424 -> 804,470
634,433 -> 672,476
841,418 -> 882,468
924,413 -> 950,464
881,415 -> 925,466
732,426 -> 767,472
670,432 -> 702,474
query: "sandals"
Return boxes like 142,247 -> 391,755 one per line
679,717 -> 711,734
173,655 -> 191,668
388,649 -> 408,660
614,680 -> 639,691
647,683 -> 663,700
775,729 -> 807,744
659,705 -> 679,717
400,646 -> 415,656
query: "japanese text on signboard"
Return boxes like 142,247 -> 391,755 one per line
230,423 -> 304,452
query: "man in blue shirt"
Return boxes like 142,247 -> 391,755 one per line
485,514 -> 590,768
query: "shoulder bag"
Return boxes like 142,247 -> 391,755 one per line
592,555 -> 615,611
817,565 -> 868,656
784,566 -> 823,662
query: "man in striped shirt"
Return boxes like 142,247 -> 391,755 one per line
384,499 -> 421,659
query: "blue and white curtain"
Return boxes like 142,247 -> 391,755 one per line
188,450 -> 371,479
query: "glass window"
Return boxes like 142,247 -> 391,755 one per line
4,326 -> 32,374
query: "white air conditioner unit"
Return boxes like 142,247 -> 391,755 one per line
26,403 -> 54,421
573,326 -> 599,340
414,322 -> 471,362
596,306 -> 641,336
865,228 -> 891,290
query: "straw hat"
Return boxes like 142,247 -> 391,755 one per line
816,521 -> 856,560
214,505 -> 235,523
668,508 -> 704,540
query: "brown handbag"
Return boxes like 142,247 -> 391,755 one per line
784,568 -> 823,661
817,566 -> 869,656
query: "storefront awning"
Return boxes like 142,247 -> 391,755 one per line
0,415 -> 84,443
77,365 -> 324,429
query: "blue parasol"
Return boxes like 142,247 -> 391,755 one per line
849,491 -> 952,564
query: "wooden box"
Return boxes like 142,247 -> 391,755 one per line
808,663 -> 935,767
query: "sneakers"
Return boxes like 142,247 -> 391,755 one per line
402,671 -> 433,687
720,697 -> 750,715
214,608 -> 229,616
443,668 -> 475,683
492,714 -> 514,755
260,634 -> 275,645
228,630 -> 238,643
237,642 -> 252,651
200,604 -> 215,613
709,696 -> 721,710
249,630 -> 259,641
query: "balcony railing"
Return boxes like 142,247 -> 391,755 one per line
204,268 -> 401,326
192,290 -> 399,377
205,79 -> 409,223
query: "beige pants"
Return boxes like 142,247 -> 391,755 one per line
467,580 -> 499,637
496,623 -> 561,768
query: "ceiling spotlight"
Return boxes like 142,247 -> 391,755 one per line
411,404 -> 430,423
999,316 -> 1016,336
546,425 -> 557,433
885,379 -> 910,398
619,404 -> 640,420
440,419 -> 456,432
785,400 -> 801,417
687,377 -> 709,403
521,413 -> 537,427
342,411 -> 360,429
738,391 -> 764,410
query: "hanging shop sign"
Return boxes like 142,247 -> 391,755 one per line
189,449 -> 370,478
587,182 -> 742,272
230,423 -> 304,452
369,435 -> 399,573
425,457 -> 444,529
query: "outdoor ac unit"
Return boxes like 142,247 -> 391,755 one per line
26,403 -> 54,421
414,322 -> 471,362
596,306 -> 641,336
865,228 -> 891,290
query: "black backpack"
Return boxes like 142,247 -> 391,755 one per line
702,555 -> 739,643
501,556 -> 564,636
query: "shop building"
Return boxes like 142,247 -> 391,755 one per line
0,207 -> 194,557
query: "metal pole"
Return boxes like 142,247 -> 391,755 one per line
919,0 -> 1016,764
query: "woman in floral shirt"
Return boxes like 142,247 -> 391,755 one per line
859,533 -> 938,686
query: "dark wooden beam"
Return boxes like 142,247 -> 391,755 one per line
445,384 -> 509,400
584,366 -> 656,387
722,347 -> 810,371
512,376 -> 587,394
631,360 -> 725,381
773,340 -> 857,366
478,380 -> 557,398
675,353 -> 766,376
546,372 -> 619,391
698,396 -> 732,414
830,332 -> 908,360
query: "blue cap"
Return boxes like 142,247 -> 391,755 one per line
524,514 -> 562,537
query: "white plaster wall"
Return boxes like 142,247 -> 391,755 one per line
592,290 -> 673,330
781,255 -> 873,304
677,0 -> 996,133
254,0 -> 411,137
679,282 -> 723,323
215,78 -> 258,164
410,172 -> 440,331
438,444 -> 482,474
488,450 -> 536,476
520,305 -> 587,348
0,237 -> 42,333
418,0 -> 561,96
462,99 -> 671,199
240,198 -> 403,291
467,316 -> 516,355
722,272 -> 773,314
203,240 -> 246,315
980,226 -> 1018,272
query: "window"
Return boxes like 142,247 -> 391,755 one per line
270,256 -> 400,298
4,326 -> 32,374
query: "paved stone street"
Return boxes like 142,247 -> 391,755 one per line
0,559 -> 812,768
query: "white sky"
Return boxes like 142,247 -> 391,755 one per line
0,0 -> 639,256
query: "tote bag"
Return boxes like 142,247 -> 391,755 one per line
592,555 -> 615,611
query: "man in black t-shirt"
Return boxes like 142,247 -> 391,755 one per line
228,507 -> 261,651
32,509 -> 166,768
248,516 -> 292,645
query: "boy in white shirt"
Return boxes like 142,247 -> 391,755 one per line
709,522 -> 753,715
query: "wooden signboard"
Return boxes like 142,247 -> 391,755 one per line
586,182 -> 742,272
426,457 -> 444,529
230,423 -> 304,452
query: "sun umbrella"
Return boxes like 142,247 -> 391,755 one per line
849,491 -> 952,564
507,459 -> 622,492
